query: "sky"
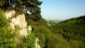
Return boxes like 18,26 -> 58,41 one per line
40,0 -> 85,20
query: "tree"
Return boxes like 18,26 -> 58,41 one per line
0,0 -> 42,20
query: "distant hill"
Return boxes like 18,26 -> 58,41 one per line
51,15 -> 85,48
49,20 -> 62,23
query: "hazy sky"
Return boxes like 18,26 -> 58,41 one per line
40,0 -> 85,20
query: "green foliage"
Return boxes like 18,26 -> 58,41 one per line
51,16 -> 85,48
0,26 -> 16,48
16,32 -> 36,48
0,10 -> 8,27
0,10 -> 16,48
25,14 -> 42,22
30,20 -> 71,48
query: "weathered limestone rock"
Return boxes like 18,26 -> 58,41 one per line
5,10 -> 28,37
5,10 -> 15,19
28,25 -> 32,34
4,10 -> 41,48
10,14 -> 27,29
35,38 -> 40,48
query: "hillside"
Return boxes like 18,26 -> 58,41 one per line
0,9 -> 72,48
0,9 -> 85,48
51,16 -> 85,48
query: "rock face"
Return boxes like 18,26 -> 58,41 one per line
5,10 -> 15,19
4,10 -> 40,48
5,10 -> 28,37
28,25 -> 32,34
35,38 -> 40,48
